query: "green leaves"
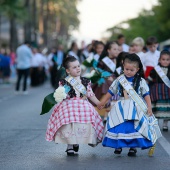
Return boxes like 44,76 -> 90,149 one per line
82,59 -> 94,67
40,93 -> 57,115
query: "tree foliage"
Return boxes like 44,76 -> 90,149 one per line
107,0 -> 170,43
0,0 -> 80,49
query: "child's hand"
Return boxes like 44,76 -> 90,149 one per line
97,102 -> 105,110
108,76 -> 114,82
147,107 -> 153,116
123,90 -> 129,99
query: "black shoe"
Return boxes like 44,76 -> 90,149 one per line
128,148 -> 137,157
73,144 -> 79,152
163,126 -> 168,131
114,148 -> 122,154
65,149 -> 75,156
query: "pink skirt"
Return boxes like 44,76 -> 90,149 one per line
46,97 -> 104,142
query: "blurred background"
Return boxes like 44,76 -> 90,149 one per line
0,0 -> 169,51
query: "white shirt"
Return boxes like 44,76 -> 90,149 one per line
143,50 -> 160,70
93,54 -> 100,61
122,43 -> 129,52
136,51 -> 145,65
31,53 -> 45,67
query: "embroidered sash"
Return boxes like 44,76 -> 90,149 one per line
117,74 -> 147,113
102,57 -> 116,73
117,75 -> 162,143
154,65 -> 170,88
116,66 -> 121,75
65,76 -> 87,96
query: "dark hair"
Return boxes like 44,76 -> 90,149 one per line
99,41 -> 118,60
117,34 -> 124,39
63,55 -> 78,69
116,52 -> 129,68
160,50 -> 170,58
94,41 -> 104,50
24,41 -> 31,45
70,41 -> 77,50
146,36 -> 158,45
119,53 -> 144,96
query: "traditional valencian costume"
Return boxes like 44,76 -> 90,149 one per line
82,55 -> 118,117
149,65 -> 170,119
45,76 -> 104,145
102,74 -> 161,153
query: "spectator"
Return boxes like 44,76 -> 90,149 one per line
15,41 -> 32,94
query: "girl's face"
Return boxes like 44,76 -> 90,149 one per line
129,46 -> 135,54
66,60 -> 81,77
96,44 -> 104,55
159,54 -> 170,67
133,44 -> 143,53
108,44 -> 119,59
123,62 -> 139,77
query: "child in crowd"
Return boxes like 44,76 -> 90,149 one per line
93,41 -> 119,121
93,41 -> 119,99
132,37 -> 145,66
129,44 -> 135,54
98,53 -> 154,157
45,56 -> 104,156
143,36 -> 160,78
148,50 -> 170,131
115,51 -> 129,77
93,41 -> 105,61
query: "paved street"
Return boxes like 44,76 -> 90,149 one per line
0,80 -> 170,170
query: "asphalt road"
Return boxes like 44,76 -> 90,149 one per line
0,80 -> 170,170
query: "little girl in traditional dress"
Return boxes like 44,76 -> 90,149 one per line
98,53 -> 156,157
148,50 -> 170,131
46,56 -> 104,156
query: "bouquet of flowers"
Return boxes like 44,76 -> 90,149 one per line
53,86 -> 67,102
40,85 -> 70,115
82,55 -> 112,86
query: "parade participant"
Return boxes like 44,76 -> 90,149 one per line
93,41 -> 119,120
92,41 -> 119,99
115,51 -> 129,77
67,41 -> 80,61
148,50 -> 170,131
116,34 -> 129,52
93,41 -> 105,61
98,53 -> 161,157
45,56 -> 104,156
132,37 -> 145,66
143,36 -> 160,78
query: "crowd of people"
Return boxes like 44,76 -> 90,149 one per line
1,33 -> 169,157
43,34 -> 169,157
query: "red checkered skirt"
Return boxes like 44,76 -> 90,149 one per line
46,97 -> 104,142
